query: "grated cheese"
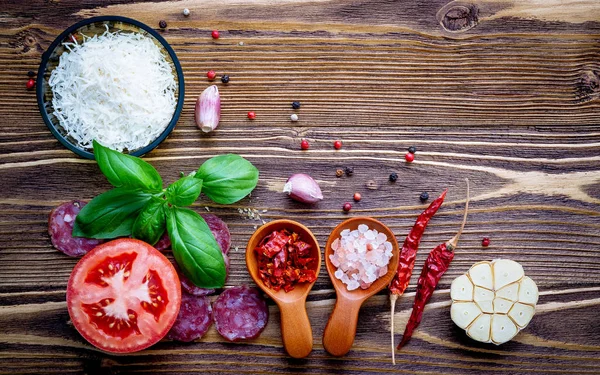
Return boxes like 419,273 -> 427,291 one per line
49,27 -> 178,152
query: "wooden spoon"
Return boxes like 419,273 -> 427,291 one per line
322,217 -> 400,357
246,219 -> 321,358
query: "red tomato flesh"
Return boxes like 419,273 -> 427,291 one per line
67,239 -> 181,353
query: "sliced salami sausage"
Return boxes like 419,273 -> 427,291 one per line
48,201 -> 104,257
153,214 -> 230,254
212,285 -> 268,341
167,293 -> 213,342
173,264 -> 215,296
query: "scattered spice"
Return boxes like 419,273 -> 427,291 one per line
27,70 -> 35,77
419,192 -> 429,202
389,173 -> 398,182
353,192 -> 361,202
342,202 -> 352,212
247,111 -> 256,120
221,75 -> 230,83
238,41 -> 244,46
26,78 -> 35,90
336,169 -> 344,178
405,153 -> 415,163
183,8 -> 190,16
255,229 -> 317,292
159,20 -> 167,29
388,189 -> 447,364
482,237 -> 490,247
408,146 -> 416,154
211,30 -> 220,39
334,140 -> 342,150
366,180 -> 379,190
206,70 -> 216,80
397,179 -> 469,350
290,114 -> 299,122
292,101 -> 301,109
344,166 -> 354,176
300,139 -> 309,150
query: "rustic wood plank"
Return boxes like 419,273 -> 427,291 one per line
1,0 -> 599,373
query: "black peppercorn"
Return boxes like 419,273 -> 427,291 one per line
419,192 -> 429,202
408,146 -> 416,154
389,172 -> 398,182
292,101 -> 301,109
27,70 -> 35,77
344,166 -> 354,176
221,75 -> 230,83
159,20 -> 167,29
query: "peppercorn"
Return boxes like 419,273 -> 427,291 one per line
183,8 -> 190,16
300,139 -> 309,150
389,172 -> 398,182
211,30 -> 220,39
27,70 -> 35,77
290,114 -> 299,122
353,192 -> 361,202
343,202 -> 352,212
419,192 -> 429,202
247,111 -> 256,119
292,101 -> 301,109
408,146 -> 417,154
344,166 -> 354,176
26,78 -> 35,90
159,20 -> 167,29
334,140 -> 342,150
482,237 -> 491,247
221,75 -> 230,83
405,153 -> 415,162
207,70 -> 216,80
336,169 -> 344,177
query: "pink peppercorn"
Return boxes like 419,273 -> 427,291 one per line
247,111 -> 256,120
334,140 -> 342,150
353,192 -> 361,202
482,237 -> 490,247
26,79 -> 35,90
405,153 -> 415,162
207,70 -> 216,80
343,202 -> 352,212
211,30 -> 220,39
300,139 -> 309,150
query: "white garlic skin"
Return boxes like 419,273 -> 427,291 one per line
450,259 -> 538,345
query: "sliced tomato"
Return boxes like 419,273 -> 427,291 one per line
67,239 -> 181,353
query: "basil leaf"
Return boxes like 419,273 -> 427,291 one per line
93,140 -> 163,191
132,198 -> 166,245
166,175 -> 202,207
73,188 -> 154,239
167,207 -> 226,288
195,154 -> 259,204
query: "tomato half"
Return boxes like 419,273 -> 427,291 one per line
67,239 -> 181,353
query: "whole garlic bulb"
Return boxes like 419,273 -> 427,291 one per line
450,259 -> 539,345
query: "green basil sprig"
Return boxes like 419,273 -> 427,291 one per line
72,142 -> 259,288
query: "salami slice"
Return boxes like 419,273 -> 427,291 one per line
212,285 -> 268,341
175,252 -> 228,296
167,293 -> 213,342
48,201 -> 104,257
153,214 -> 230,254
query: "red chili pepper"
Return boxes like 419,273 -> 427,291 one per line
397,179 -> 470,350
388,189 -> 446,364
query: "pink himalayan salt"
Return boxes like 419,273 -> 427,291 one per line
330,224 -> 393,291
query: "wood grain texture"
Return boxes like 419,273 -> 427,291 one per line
1,0 -> 600,374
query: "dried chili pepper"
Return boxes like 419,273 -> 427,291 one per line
397,178 -> 470,350
388,189 -> 447,364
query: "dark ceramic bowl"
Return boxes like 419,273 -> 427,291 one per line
36,16 -> 184,159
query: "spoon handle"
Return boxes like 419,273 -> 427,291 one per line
279,297 -> 314,358
322,294 -> 362,356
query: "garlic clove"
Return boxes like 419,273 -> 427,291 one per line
491,314 -> 518,344
496,282 -> 519,302
451,302 -> 481,329
493,259 -> 524,290
195,85 -> 221,133
476,300 -> 494,314
518,276 -> 539,305
468,261 -> 494,289
283,173 -> 323,204
493,297 -> 513,314
508,303 -> 535,328
474,286 -> 494,303
467,314 -> 491,343
450,274 -> 474,301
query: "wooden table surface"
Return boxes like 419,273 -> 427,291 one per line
1,0 -> 600,374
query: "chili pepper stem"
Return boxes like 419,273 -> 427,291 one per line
390,294 -> 398,365
447,178 -> 470,250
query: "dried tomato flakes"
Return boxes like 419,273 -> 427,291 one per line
255,229 -> 317,292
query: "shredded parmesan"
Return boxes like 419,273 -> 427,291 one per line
49,28 -> 178,152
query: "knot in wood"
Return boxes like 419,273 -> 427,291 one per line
439,4 -> 479,32
575,70 -> 600,102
